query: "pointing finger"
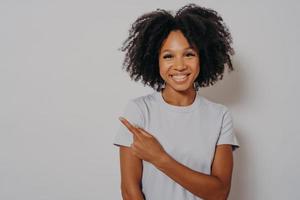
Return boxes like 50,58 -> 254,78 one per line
119,117 -> 143,139
137,127 -> 152,138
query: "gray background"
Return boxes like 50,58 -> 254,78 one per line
1,0 -> 299,199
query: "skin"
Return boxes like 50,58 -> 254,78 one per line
118,30 -> 234,200
158,30 -> 200,106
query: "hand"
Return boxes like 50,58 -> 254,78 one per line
119,116 -> 167,165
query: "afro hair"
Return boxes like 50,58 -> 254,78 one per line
119,3 -> 235,91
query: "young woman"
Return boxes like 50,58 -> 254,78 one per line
113,3 -> 240,200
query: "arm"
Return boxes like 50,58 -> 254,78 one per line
154,144 -> 234,200
119,146 -> 145,200
118,117 -> 235,200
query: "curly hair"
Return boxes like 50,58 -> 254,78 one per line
118,3 -> 235,92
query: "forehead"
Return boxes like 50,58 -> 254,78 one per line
160,30 -> 195,52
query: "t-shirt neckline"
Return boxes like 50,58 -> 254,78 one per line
155,90 -> 200,113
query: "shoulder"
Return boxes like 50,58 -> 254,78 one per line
129,92 -> 157,108
199,95 -> 229,116
123,92 -> 157,127
123,92 -> 157,116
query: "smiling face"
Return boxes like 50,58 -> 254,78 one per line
158,30 -> 200,93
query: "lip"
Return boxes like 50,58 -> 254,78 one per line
170,73 -> 190,83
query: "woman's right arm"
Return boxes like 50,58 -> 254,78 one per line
119,146 -> 144,200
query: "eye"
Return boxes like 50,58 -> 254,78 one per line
186,52 -> 196,57
163,54 -> 173,59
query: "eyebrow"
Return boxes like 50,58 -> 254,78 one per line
161,47 -> 196,53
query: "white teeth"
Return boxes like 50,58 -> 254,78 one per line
171,74 -> 188,82
173,75 -> 186,79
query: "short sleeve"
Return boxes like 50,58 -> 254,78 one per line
216,107 -> 240,151
113,99 -> 144,148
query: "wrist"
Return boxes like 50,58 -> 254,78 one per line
153,151 -> 171,170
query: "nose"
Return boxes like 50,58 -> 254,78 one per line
174,57 -> 187,71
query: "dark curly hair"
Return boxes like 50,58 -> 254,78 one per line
118,3 -> 235,92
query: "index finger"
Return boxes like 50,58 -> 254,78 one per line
119,117 -> 143,139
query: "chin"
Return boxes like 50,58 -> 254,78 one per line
167,83 -> 194,92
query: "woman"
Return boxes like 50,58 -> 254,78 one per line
113,3 -> 240,200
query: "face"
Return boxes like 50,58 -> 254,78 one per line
158,30 -> 200,92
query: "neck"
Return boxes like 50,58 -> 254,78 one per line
161,86 -> 196,106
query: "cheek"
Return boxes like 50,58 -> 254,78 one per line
190,61 -> 200,78
185,57 -> 199,66
159,61 -> 169,77
191,59 -> 200,73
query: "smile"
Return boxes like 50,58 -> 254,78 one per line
170,74 -> 190,83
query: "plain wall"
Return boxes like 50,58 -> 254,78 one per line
0,0 -> 299,199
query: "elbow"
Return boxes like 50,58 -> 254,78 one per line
210,191 -> 228,200
121,184 -> 144,200
202,192 -> 226,200
121,192 -> 144,200
208,186 -> 230,200
122,193 -> 137,200
200,183 -> 230,200
121,190 -> 132,200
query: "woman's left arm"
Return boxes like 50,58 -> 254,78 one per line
154,144 -> 233,200
119,117 -> 234,200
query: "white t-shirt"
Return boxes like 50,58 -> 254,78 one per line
113,90 -> 240,200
